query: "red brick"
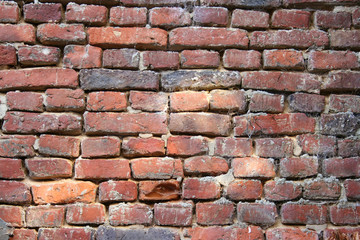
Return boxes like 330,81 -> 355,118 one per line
122,137 -> 165,157
181,50 -> 219,68
281,203 -> 327,225
18,45 -> 60,66
345,179 -> 360,200
31,181 -> 97,204
315,11 -> 351,29
3,112 -> 82,134
309,51 -> 359,72
184,156 -> 228,176
323,71 -> 360,91
170,91 -> 209,112
0,205 -> 23,227
81,137 -> 121,158
99,181 -> 137,202
304,179 -> 341,200
338,139 -> 360,157
232,9 -> 269,29
255,138 -> 294,158
63,45 -> 102,69
249,92 -> 284,113
0,2 -> 19,23
0,181 -> 31,204
24,3 -> 62,23
283,0 -> 360,5
130,91 -> 168,111
330,204 -> 360,225
210,90 -> 246,112
167,135 -> 209,157
214,137 -> 252,157
272,9 -> 311,29
75,159 -> 130,180
0,68 -> 78,91
233,157 -> 276,178
0,45 -> 16,66
150,7 -> 191,28
38,228 -> 93,240
65,3 -> 108,26
280,157 -> 318,178
10,229 -> 37,240
170,27 -> 248,49
109,203 -> 152,226
86,91 -> 127,112
330,30 -> 360,49
354,8 -> 360,27
263,49 -> 304,70
45,88 -> 85,112
320,113 -> 359,136
297,134 -> 336,156
223,49 -> 261,70
234,113 -> 316,136
39,135 -> 80,158
110,7 -> 147,26
201,0 -> 281,7
196,200 -> 234,225
103,49 -> 139,69
6,92 -> 43,112
288,93 -> 325,113
250,29 -> 328,49
0,158 -> 24,179
154,202 -> 193,226
264,180 -> 302,201
329,94 -> 360,113
237,203 -> 277,227
66,203 -> 106,225
84,112 -> 167,135
139,180 -> 180,201
0,135 -> 36,158
26,205 -> 65,227
193,7 -> 228,26
323,157 -> 360,178
37,24 -> 86,45
266,228 -> 318,240
226,180 -> 262,201
26,158 -> 72,180
190,226 -> 264,240
142,51 -> 179,70
0,24 -> 35,43
324,228 -> 360,240
131,158 -> 183,179
183,178 -> 220,200
89,27 -> 167,49
242,71 -> 321,93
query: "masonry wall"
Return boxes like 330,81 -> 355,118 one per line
0,0 -> 359,239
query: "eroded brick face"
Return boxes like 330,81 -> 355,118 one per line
0,1 -> 359,238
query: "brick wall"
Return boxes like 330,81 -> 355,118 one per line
0,0 -> 359,239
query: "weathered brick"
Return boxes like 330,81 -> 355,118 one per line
80,69 -> 159,91
330,204 -> 360,225
272,9 -> 311,29
65,3 -> 108,26
142,51 -> 179,70
304,178 -> 341,200
283,0 -> 360,5
183,178 -> 220,200
249,91 -> 284,113
323,157 -> 360,178
193,7 -> 228,26
196,200 -> 234,225
190,226 -> 264,240
109,203 -> 152,226
26,158 -> 72,180
181,50 -> 219,68
81,136 -> 121,158
103,49 -> 139,69
232,9 -> 269,29
223,49 -> 261,70
322,71 -> 360,91
354,8 -> 360,27
0,24 -> 35,43
0,68 -> 78,91
324,228 -> 360,240
170,27 -> 248,49
66,203 -> 106,225
315,11 -> 351,29
131,158 -> 183,179
45,88 -> 85,112
288,93 -> 325,113
37,24 -> 86,45
110,7 -> 147,26
264,180 -> 302,201
167,135 -> 209,157
120,0 -> 195,6
39,135 -> 80,158
297,134 -> 337,156
320,113 -> 360,136
31,181 -> 97,204
75,159 -> 130,180
24,3 -> 62,23
3,112 -> 82,135
88,27 -> 167,49
237,202 -> 277,228
170,113 -> 231,136
130,91 -> 168,111
0,45 -> 16,66
6,91 -> 43,112
263,49 -> 304,70
280,157 -> 318,178
0,181 -> 31,204
226,180 -> 262,201
154,202 -> 193,226
84,112 -> 167,135
330,30 -> 360,49
63,45 -> 102,69
99,181 -> 137,202
0,2 -> 19,23
150,7 -> 191,28
10,229 -> 37,240
38,228 -> 94,240
201,0 -> 281,7
233,157 -> 276,178
281,203 -> 327,225
18,46 -> 60,66
0,205 -> 23,227
266,228 -> 318,240
96,226 -> 179,240
139,180 -> 180,201
338,139 -> 360,157
170,91 -> 209,112
209,89 -> 246,112
344,179 -> 360,200
0,158 -> 24,179
122,137 -> 165,157
87,91 -> 127,112
26,205 -> 65,227
214,138 -> 252,157
0,135 -> 36,158
329,94 -> 360,113
309,51 -> 359,72
184,156 -> 228,176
